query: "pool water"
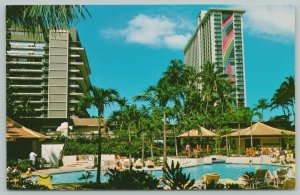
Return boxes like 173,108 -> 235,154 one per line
45,163 -> 283,184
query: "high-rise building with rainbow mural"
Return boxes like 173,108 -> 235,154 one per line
184,8 -> 246,107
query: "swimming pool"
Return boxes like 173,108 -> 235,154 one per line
44,163 -> 285,184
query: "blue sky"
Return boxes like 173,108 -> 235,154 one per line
74,5 -> 295,120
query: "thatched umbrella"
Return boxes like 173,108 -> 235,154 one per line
226,122 -> 295,153
178,127 -> 219,154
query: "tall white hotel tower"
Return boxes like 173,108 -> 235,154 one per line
184,8 -> 246,107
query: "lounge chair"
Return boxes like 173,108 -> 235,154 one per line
202,173 -> 220,189
254,169 -> 271,188
282,178 -> 295,189
37,174 -> 53,190
276,169 -> 288,185
291,164 -> 296,175
191,150 -> 200,158
286,154 -> 295,164
145,160 -> 155,168
134,159 -> 143,169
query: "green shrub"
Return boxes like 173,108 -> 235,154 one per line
242,171 -> 255,188
7,167 -> 48,190
206,180 -> 225,190
163,160 -> 195,190
78,170 -> 94,185
7,160 -> 18,167
17,159 -> 33,172
107,169 -> 159,190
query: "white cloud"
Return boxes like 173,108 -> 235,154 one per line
163,34 -> 192,49
242,5 -> 295,42
100,14 -> 192,49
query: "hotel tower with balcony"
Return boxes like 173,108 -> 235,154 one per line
184,8 -> 246,106
6,28 -> 91,119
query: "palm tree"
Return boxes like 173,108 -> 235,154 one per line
134,81 -> 179,180
89,86 -> 121,184
138,105 -> 151,166
75,93 -> 92,118
121,104 -> 140,170
148,107 -> 163,158
6,5 -> 90,35
255,98 -> 269,121
200,62 -> 234,115
233,106 -> 252,155
271,76 -> 295,123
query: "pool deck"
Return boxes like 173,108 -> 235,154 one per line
32,155 -> 293,175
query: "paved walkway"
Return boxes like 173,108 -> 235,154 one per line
32,160 -> 94,175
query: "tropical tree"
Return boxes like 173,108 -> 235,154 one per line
6,5 -> 90,35
137,105 -> 151,166
271,76 -> 295,124
121,104 -> 141,170
200,62 -> 232,115
134,80 -> 179,179
13,97 -> 36,118
255,98 -> 269,121
233,106 -> 252,154
148,107 -> 163,158
75,93 -> 91,118
88,86 -> 121,184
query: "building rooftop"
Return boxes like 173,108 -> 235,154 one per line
207,7 -> 245,13
72,118 -> 108,127
7,118 -> 49,141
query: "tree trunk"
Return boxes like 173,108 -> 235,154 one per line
96,117 -> 102,184
150,133 -> 154,159
142,131 -> 145,166
226,135 -> 228,156
250,120 -> 253,156
173,125 -> 178,157
162,112 -> 167,180
128,125 -> 132,171
238,122 -> 241,155
188,129 -> 191,157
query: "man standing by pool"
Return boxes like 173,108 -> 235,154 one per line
29,151 -> 37,167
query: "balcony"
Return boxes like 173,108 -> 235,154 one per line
70,54 -> 80,58
9,69 -> 43,73
69,61 -> 84,66
70,47 -> 84,51
7,77 -> 43,80
10,45 -> 45,50
69,92 -> 83,96
7,53 -> 45,58
11,84 -> 43,88
34,107 -> 48,112
13,92 -> 43,96
15,100 -> 46,104
70,69 -> 80,73
6,61 -> 44,65
69,84 -> 80,88
70,100 -> 79,104
70,77 -> 84,81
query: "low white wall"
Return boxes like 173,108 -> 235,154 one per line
167,155 -> 273,167
259,155 -> 272,164
62,155 -> 77,166
167,157 -> 211,167
41,144 -> 64,167
226,157 -> 261,164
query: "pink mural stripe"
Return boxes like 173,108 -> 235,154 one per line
222,30 -> 234,53
222,15 -> 233,28
226,64 -> 233,75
